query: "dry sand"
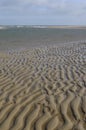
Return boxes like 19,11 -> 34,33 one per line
47,25 -> 86,29
0,43 -> 86,130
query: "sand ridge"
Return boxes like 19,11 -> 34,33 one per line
0,43 -> 86,130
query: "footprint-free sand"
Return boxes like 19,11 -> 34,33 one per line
0,42 -> 86,130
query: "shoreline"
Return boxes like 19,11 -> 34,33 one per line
0,40 -> 86,53
1,25 -> 86,29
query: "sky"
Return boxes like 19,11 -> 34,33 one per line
0,0 -> 86,25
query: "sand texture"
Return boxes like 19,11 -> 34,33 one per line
0,43 -> 86,130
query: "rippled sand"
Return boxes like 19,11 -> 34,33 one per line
0,43 -> 86,130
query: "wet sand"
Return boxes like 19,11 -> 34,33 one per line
0,42 -> 86,130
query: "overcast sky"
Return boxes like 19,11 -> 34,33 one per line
0,0 -> 86,25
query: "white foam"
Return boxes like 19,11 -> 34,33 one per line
0,26 -> 7,30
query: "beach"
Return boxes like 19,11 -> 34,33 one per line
0,27 -> 86,130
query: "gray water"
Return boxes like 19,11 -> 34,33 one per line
0,26 -> 86,50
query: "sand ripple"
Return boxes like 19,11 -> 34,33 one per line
0,43 -> 86,130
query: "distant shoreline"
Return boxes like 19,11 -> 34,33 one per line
47,25 -> 86,29
0,25 -> 86,29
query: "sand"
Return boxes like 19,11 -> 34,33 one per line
47,25 -> 86,29
0,42 -> 86,130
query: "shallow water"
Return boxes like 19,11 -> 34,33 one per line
0,26 -> 86,50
